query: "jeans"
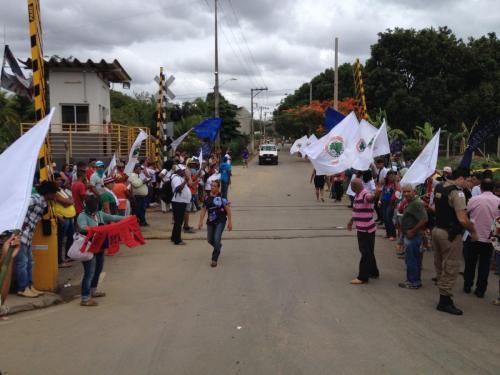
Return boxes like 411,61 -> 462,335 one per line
463,241 -> 494,294
382,200 -> 396,237
404,233 -> 423,286
14,243 -> 32,292
171,201 -> 187,244
221,181 -> 229,199
134,195 -> 147,225
57,218 -> 75,264
357,231 -> 379,282
207,219 -> 226,261
81,251 -> 104,301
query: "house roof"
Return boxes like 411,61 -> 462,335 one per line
46,58 -> 132,83
21,57 -> 132,83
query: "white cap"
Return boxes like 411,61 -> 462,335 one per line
443,166 -> 452,173
176,164 -> 186,171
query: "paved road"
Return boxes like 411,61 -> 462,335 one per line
2,151 -> 499,375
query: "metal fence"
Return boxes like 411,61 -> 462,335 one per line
20,123 -> 156,164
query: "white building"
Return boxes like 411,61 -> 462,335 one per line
46,58 -> 131,133
236,107 -> 251,135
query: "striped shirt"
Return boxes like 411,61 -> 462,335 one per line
352,189 -> 376,233
21,194 -> 48,246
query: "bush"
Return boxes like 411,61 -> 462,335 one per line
224,134 -> 249,161
403,139 -> 421,160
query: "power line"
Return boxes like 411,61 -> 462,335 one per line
200,0 -> 259,89
217,1 -> 260,88
225,0 -> 268,88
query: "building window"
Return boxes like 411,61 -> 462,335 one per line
61,104 -> 89,131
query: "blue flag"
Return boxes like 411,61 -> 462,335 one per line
193,118 -> 223,142
324,107 -> 345,131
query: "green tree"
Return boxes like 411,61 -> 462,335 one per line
413,122 -> 435,143
110,90 -> 156,128
364,27 -> 500,135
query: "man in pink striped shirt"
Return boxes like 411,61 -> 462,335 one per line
347,179 -> 379,284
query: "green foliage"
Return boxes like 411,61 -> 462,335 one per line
364,28 -> 500,134
413,122 -> 435,142
402,139 -> 422,160
110,90 -> 156,128
0,92 -> 34,152
388,128 -> 408,142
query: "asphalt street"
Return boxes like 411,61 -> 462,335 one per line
1,150 -> 499,375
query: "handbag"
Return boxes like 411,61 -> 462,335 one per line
67,233 -> 94,261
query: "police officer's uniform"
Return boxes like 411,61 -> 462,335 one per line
432,180 -> 467,314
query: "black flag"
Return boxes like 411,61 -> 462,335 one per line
459,119 -> 500,169
0,45 -> 32,99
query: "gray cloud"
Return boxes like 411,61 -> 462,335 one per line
1,0 -> 499,112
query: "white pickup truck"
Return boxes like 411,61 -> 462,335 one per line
259,144 -> 279,165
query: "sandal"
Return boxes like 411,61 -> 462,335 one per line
92,292 -> 106,298
492,299 -> 500,306
80,299 -> 99,307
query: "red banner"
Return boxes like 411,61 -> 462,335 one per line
84,216 -> 145,256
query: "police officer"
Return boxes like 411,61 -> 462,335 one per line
432,168 -> 478,315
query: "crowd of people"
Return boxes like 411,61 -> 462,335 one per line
0,147 -> 236,314
335,152 -> 500,315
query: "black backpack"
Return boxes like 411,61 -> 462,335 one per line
160,177 -> 174,204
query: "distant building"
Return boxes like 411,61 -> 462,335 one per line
236,107 -> 251,135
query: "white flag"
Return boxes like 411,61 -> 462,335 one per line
106,153 -> 117,177
351,119 -> 390,171
0,108 -> 55,233
301,134 -> 318,158
125,129 -> 148,175
171,128 -> 193,152
371,120 -> 390,158
307,112 -> 360,175
290,135 -> 308,155
400,129 -> 441,186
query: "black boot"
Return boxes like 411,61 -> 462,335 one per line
437,295 -> 463,315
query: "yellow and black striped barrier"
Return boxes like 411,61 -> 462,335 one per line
28,0 -> 58,291
354,59 -> 368,120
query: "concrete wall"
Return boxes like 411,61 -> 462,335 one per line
48,70 -> 111,133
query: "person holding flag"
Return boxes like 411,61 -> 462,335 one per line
347,178 -> 379,284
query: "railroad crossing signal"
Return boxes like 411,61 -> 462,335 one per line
155,69 -> 176,162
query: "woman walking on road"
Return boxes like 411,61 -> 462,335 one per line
311,169 -> 326,202
198,180 -> 233,267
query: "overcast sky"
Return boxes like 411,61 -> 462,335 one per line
1,0 -> 499,116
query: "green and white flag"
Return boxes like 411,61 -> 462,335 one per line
351,119 -> 390,171
307,112 -> 359,175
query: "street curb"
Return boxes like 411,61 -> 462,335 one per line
4,293 -> 63,317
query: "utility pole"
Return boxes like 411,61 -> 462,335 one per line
309,81 -> 312,104
334,37 -> 339,110
250,87 -> 267,152
214,0 -> 220,150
